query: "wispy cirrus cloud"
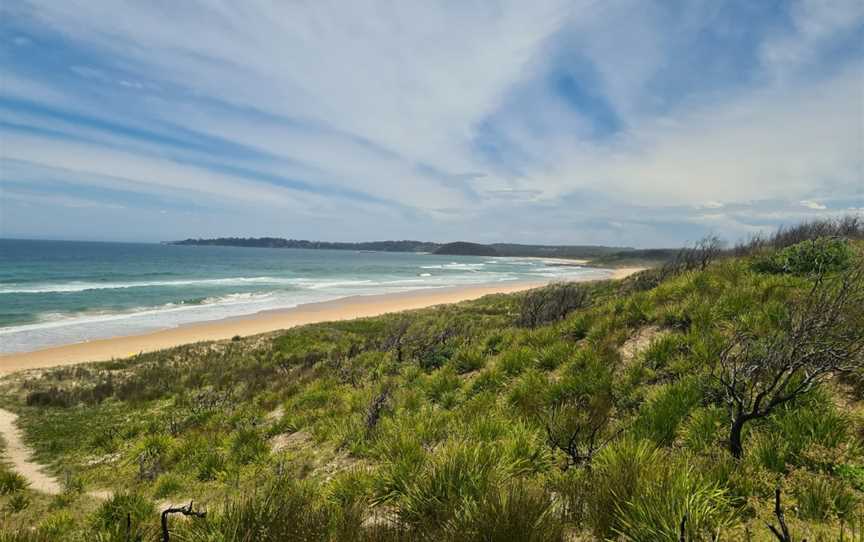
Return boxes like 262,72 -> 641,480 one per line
1,0 -> 861,245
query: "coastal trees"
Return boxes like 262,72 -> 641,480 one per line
711,267 -> 864,458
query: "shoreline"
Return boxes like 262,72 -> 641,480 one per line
0,268 -> 643,375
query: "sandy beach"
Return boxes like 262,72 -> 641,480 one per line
0,267 -> 643,375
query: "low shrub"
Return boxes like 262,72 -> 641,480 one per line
0,469 -> 28,494
391,440 -> 508,527
153,473 -> 185,499
791,470 -> 858,521
496,347 -> 534,377
177,477 -> 332,541
613,464 -> 733,541
631,377 -> 701,446
587,438 -> 662,537
517,283 -> 591,328
90,491 -> 155,535
753,237 -> 853,275
5,493 -> 30,514
451,346 -> 485,374
450,480 -> 565,542
231,427 -> 269,464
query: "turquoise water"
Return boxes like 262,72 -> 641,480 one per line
0,239 -> 609,353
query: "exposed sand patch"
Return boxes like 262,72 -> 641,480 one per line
270,430 -> 313,454
619,325 -> 666,365
0,408 -> 61,494
609,267 -> 646,280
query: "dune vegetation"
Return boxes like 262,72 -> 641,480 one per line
1,217 -> 864,541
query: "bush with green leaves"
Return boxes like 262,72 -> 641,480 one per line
90,492 -> 155,538
0,467 -> 28,494
612,463 -> 733,541
753,237 -> 853,275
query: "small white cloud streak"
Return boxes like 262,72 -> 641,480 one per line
800,200 -> 827,210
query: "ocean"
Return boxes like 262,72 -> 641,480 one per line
0,239 -> 608,354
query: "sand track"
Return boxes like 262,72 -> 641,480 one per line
0,408 -> 61,494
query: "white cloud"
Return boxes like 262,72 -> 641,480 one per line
505,61 -> 863,207
761,0 -> 864,78
800,200 -> 827,210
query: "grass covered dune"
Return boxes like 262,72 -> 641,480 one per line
1,217 -> 864,541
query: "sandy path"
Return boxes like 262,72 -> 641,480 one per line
0,408 -> 61,494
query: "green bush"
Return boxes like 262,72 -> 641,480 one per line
497,347 -> 534,377
753,237 -> 853,275
37,511 -> 76,539
613,465 -> 733,541
642,333 -> 687,370
178,477 -> 332,541
506,370 -> 550,419
632,377 -> 701,446
231,427 -> 269,464
0,468 -> 28,494
196,448 -> 226,481
534,342 -> 574,372
153,473 -> 185,499
90,492 -> 155,535
748,431 -> 790,473
681,406 -> 726,453
5,493 -> 30,514
450,481 -> 565,542
451,346 -> 485,374
423,367 -> 461,403
791,470 -> 858,520
392,440 -> 508,526
587,438 -> 662,537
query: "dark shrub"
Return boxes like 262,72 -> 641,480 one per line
517,283 -> 591,328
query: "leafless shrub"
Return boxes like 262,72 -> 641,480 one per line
674,235 -> 725,273
381,318 -> 412,362
711,266 -> 864,458
517,282 -> 591,328
137,453 -> 162,482
365,388 -> 391,436
543,393 -> 615,470
626,236 -> 726,292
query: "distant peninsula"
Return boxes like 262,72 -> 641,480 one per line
168,237 -> 439,253
168,237 -> 641,260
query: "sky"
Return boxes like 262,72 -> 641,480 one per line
0,1 -> 862,247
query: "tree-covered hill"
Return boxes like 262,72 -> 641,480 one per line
2,217 -> 864,541
433,242 -> 499,256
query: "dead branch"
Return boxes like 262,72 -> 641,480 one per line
161,500 -> 206,542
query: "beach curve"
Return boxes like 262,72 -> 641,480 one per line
0,268 -> 643,376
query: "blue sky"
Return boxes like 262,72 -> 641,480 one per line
1,1 -> 862,247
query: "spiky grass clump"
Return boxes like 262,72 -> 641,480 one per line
0,468 -> 28,495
